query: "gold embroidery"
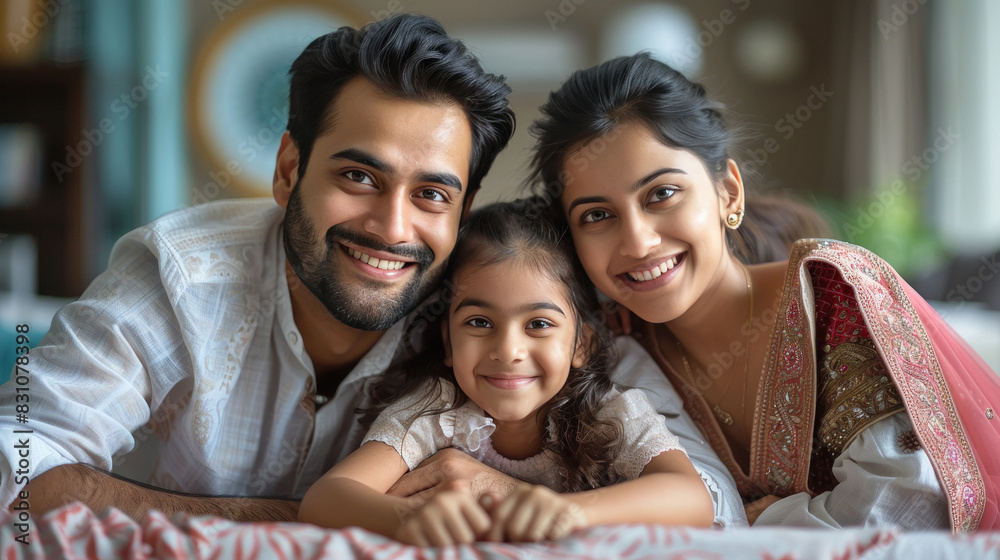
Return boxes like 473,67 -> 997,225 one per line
816,340 -> 904,454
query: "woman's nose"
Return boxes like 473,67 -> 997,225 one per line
618,214 -> 660,258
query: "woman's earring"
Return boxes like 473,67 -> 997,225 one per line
726,210 -> 744,230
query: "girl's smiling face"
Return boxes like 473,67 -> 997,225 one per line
560,121 -> 743,324
444,260 -> 585,428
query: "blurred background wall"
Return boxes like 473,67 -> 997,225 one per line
1,0 -> 999,367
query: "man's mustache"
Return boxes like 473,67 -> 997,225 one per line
325,224 -> 434,267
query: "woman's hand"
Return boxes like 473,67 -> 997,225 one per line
484,484 -> 587,542
744,494 -> 781,525
395,489 -> 491,547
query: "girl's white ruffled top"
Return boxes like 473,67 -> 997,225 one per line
363,378 -> 686,490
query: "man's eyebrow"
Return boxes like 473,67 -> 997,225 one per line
417,172 -> 463,193
454,298 -> 566,316
330,149 -> 392,174
330,149 -> 464,193
631,167 -> 687,193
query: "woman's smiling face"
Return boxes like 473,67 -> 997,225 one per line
560,121 -> 741,324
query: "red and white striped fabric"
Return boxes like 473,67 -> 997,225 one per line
2,503 -> 999,559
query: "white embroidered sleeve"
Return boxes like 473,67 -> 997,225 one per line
362,380 -> 460,470
753,411 -> 950,530
0,235 -> 183,507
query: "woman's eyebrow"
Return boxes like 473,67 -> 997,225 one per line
566,167 -> 688,215
567,196 -> 610,216
631,167 -> 688,193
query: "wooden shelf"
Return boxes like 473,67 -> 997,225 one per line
0,64 -> 88,298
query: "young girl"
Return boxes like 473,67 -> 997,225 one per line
298,199 -> 714,546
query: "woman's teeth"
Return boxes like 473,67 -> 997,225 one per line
348,248 -> 406,270
627,256 -> 679,282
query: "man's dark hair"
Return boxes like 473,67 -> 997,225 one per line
287,13 -> 515,195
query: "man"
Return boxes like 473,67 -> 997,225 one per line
0,14 -> 515,522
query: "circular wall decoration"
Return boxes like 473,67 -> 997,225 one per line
189,2 -> 359,197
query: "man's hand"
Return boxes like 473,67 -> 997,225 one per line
387,448 -> 518,501
18,463 -> 299,522
744,494 -> 781,525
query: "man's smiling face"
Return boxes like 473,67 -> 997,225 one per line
279,77 -> 473,331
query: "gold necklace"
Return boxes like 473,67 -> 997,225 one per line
676,266 -> 753,427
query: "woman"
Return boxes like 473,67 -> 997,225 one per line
528,52 -> 1000,533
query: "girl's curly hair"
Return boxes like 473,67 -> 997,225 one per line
362,198 -> 624,492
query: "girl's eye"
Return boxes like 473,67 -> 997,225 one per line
527,319 -> 554,330
467,318 -> 492,328
649,187 -> 676,203
345,170 -> 374,185
582,209 -> 611,223
417,189 -> 446,202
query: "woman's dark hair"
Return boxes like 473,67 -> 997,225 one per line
364,198 -> 624,492
528,52 -> 830,264
287,13 -> 515,195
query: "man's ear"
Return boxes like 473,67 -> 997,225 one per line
441,318 -> 453,367
273,131 -> 301,209
460,188 -> 479,221
718,158 -> 745,221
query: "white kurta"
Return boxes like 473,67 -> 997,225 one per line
0,199 -> 405,505
753,412 -> 950,530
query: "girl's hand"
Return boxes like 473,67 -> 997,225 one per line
485,484 -> 587,542
395,489 -> 491,547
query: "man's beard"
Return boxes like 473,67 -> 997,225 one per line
282,182 -> 442,331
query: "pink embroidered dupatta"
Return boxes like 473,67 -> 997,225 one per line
636,239 -> 1000,533
752,239 -> 1000,533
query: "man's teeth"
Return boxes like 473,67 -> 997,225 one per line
627,256 -> 679,282
348,248 -> 406,270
